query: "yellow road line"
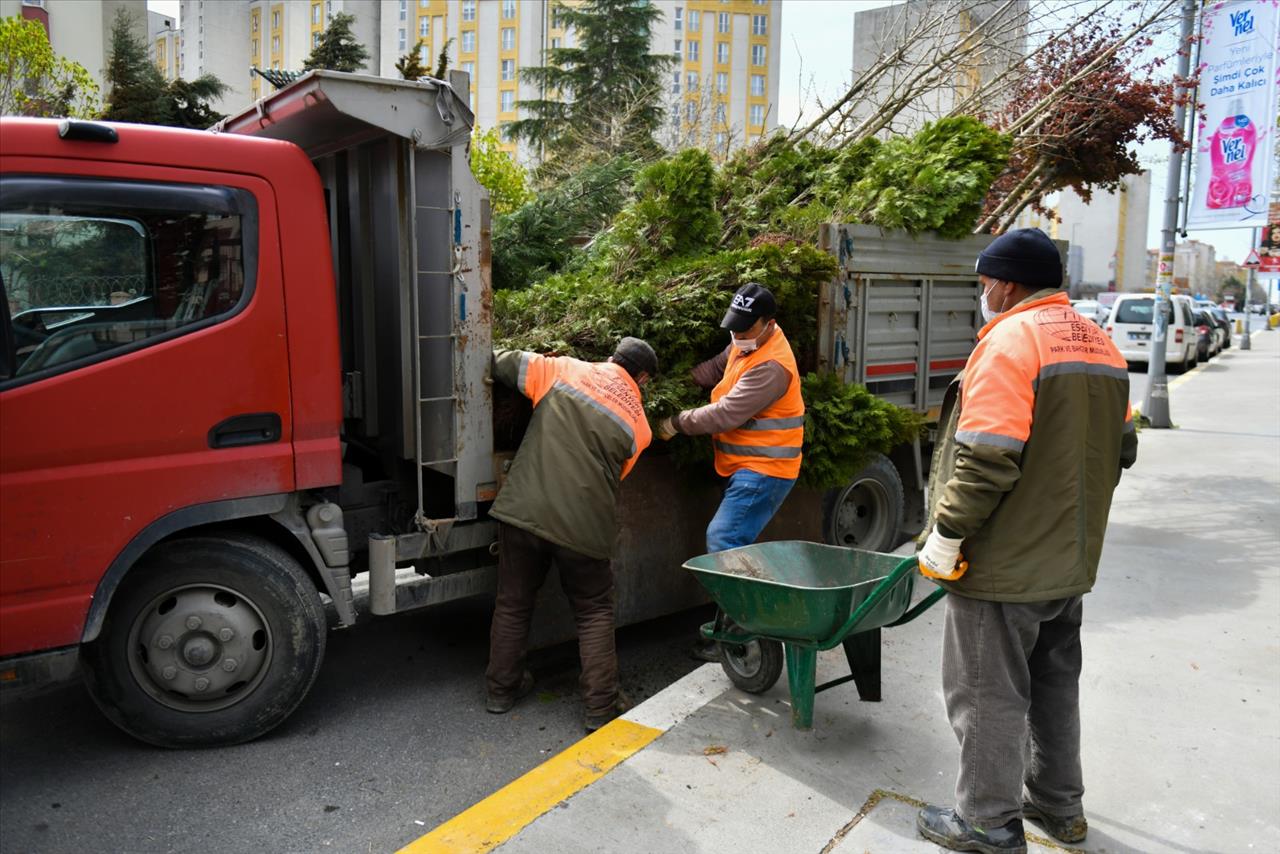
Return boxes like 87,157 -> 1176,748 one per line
398,718 -> 663,854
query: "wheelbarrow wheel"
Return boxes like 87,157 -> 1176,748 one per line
719,627 -> 784,695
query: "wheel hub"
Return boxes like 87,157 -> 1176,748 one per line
833,478 -> 890,548
127,585 -> 272,712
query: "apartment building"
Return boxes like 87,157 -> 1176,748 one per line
0,0 -> 148,96
850,0 -> 1027,137
1011,173 -> 1152,297
1174,239 -> 1217,296
150,10 -> 180,81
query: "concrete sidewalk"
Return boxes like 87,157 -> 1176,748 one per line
408,333 -> 1280,854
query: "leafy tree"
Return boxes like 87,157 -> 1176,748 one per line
508,0 -> 672,176
470,127 -> 532,215
396,39 -> 428,80
0,16 -> 100,118
103,9 -> 171,124
103,10 -> 227,128
303,12 -> 370,73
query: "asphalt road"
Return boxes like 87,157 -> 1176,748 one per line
0,596 -> 713,854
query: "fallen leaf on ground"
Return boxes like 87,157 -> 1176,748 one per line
703,745 -> 728,756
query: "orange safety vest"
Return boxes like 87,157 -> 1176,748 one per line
711,325 -> 804,479
520,354 -> 652,479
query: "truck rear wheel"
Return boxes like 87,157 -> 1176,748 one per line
822,454 -> 905,552
81,535 -> 327,748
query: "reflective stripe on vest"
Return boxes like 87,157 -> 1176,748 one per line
710,324 -> 804,479
519,353 -> 653,479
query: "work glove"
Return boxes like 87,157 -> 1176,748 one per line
917,527 -> 968,581
657,417 -> 678,441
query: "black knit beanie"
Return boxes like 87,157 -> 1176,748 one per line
975,228 -> 1063,289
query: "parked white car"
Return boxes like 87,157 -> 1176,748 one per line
1107,293 -> 1199,372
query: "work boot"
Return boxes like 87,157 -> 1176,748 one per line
583,690 -> 632,733
485,670 -> 535,714
916,805 -> 1027,854
1022,800 -> 1088,844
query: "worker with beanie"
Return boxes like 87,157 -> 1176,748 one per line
655,282 -> 805,661
485,337 -> 656,732
916,228 -> 1138,854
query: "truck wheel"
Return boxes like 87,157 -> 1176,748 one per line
81,535 -> 327,748
719,623 -> 784,695
822,453 -> 905,552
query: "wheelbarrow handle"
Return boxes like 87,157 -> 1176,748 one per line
816,555 -> 919,651
887,584 -> 947,627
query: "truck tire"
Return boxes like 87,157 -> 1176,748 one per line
822,453 -> 906,552
719,620 -> 784,695
81,535 -> 327,748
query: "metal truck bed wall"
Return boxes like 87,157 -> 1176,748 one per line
817,224 -> 1068,414
219,70 -> 495,525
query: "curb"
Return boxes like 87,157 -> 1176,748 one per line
397,664 -> 728,854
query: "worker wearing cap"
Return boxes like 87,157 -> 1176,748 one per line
658,283 -> 804,655
485,337 -> 656,733
915,229 -> 1138,854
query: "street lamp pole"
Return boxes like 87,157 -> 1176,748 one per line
1145,0 -> 1196,428
1242,228 -> 1257,350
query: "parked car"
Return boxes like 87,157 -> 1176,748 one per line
1107,293 -> 1199,372
1196,302 -> 1232,350
1071,299 -> 1107,326
1191,309 -> 1217,361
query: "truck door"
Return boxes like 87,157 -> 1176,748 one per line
0,166 -> 293,657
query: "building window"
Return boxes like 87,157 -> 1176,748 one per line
325,0 -> 333,20
398,29 -> 407,51
715,103 -> 726,124
419,17 -> 429,36
715,132 -> 726,147
685,101 -> 696,123
688,10 -> 700,31
751,74 -> 765,96
716,42 -> 728,64
252,14 -> 259,33
687,40 -> 699,61
551,7 -> 564,29
271,36 -> 280,54
718,12 -> 730,33
687,71 -> 699,91
463,60 -> 475,79
671,106 -> 680,129
421,0 -> 428,6
750,104 -> 765,126
418,43 -> 429,63
716,72 -> 727,94
751,44 -> 765,66
673,38 -> 681,57
271,10 -> 280,29
461,30 -> 475,52
673,8 -> 681,30
501,27 -> 515,51
501,90 -> 514,112
502,0 -> 516,19
754,0 -> 767,5
752,15 -> 767,36
313,32 -> 321,47
551,37 -> 561,49
671,70 -> 680,94
462,0 -> 476,23
399,1 -> 407,22
311,3 -> 321,25
503,59 -> 516,81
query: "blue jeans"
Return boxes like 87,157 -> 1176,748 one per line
705,469 -> 797,553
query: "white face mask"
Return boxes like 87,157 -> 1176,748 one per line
731,321 -> 770,353
980,282 -> 1001,324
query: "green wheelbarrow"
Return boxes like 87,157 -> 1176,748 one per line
683,541 -> 946,730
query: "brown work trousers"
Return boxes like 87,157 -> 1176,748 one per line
485,522 -> 619,716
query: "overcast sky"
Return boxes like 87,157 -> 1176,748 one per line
146,0 -> 1257,269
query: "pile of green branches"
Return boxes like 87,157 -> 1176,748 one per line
491,118 -> 1008,488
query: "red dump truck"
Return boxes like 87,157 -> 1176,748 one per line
0,71 -> 999,747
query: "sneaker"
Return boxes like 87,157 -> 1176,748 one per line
584,690 -> 632,733
485,670 -> 535,714
1022,800 -> 1088,844
916,805 -> 1027,854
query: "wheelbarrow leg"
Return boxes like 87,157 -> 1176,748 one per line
842,628 -> 882,702
783,644 -> 818,730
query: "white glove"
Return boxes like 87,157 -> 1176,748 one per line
657,416 -> 678,442
918,527 -> 967,580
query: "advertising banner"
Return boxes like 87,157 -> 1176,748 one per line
1259,200 -> 1280,275
1187,0 -> 1279,231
